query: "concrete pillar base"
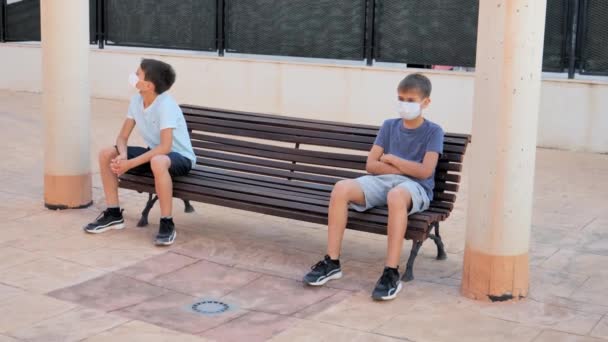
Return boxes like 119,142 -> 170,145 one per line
461,247 -> 529,302
44,174 -> 93,210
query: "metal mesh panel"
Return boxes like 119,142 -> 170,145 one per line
374,0 -> 478,67
543,0 -> 569,72
105,0 -> 216,51
225,0 -> 366,60
5,0 -> 40,41
580,0 -> 608,75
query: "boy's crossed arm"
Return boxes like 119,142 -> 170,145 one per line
366,145 -> 439,179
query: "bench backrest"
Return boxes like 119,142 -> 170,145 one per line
181,105 -> 471,219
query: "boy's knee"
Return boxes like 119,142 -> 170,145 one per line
151,155 -> 170,173
331,180 -> 356,199
99,146 -> 117,161
387,187 -> 411,207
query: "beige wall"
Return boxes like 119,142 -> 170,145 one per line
1,43 -> 607,153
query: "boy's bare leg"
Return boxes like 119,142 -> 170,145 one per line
385,188 -> 412,268
151,155 -> 173,217
327,180 -> 365,259
99,146 -> 120,207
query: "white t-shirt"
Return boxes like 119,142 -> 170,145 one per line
127,93 -> 196,168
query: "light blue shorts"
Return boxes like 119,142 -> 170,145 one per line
350,174 -> 430,215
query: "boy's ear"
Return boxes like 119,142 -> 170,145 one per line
144,80 -> 155,93
421,97 -> 431,109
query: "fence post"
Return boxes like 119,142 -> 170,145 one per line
574,0 -> 588,75
0,0 -> 6,43
364,0 -> 375,66
566,0 -> 581,78
97,0 -> 104,48
217,0 -> 224,56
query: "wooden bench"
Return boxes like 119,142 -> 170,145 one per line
119,105 -> 471,281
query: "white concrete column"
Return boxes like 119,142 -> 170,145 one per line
41,0 -> 92,209
461,0 -> 547,301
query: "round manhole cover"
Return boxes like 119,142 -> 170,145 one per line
191,300 -> 230,315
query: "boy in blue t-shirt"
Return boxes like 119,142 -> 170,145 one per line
83,59 -> 196,246
303,74 -> 444,301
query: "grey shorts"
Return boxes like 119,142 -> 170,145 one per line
350,174 -> 431,215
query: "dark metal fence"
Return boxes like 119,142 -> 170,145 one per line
105,0 -> 216,51
1,0 -> 607,76
373,0 -> 478,68
225,0 -> 366,60
543,0 -> 571,72
5,0 -> 40,42
578,0 -> 608,75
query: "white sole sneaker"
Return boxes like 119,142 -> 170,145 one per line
155,231 -> 177,246
84,222 -> 125,234
375,281 -> 403,301
306,271 -> 343,286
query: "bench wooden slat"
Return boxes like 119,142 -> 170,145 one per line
189,123 -> 374,151
440,153 -> 464,163
193,141 -> 366,170
196,149 -> 366,179
437,162 -> 462,172
435,173 -> 461,183
191,133 -> 368,163
189,170 -> 331,199
433,192 -> 457,203
435,182 -> 460,192
430,201 -> 454,210
194,166 -> 334,192
197,158 -> 343,185
443,144 -> 467,154
186,115 -> 377,144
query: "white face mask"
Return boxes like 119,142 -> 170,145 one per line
128,73 -> 140,89
396,100 -> 422,120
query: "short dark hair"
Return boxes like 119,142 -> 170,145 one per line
140,59 -> 176,94
398,73 -> 432,99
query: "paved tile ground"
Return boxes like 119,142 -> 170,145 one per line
1,90 -> 607,341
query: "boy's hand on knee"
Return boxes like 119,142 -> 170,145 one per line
111,158 -> 132,176
111,154 -> 127,164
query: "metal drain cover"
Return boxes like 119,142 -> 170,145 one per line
191,300 -> 230,316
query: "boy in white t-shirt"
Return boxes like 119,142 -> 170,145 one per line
84,59 -> 196,246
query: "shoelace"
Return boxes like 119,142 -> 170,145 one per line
379,269 -> 396,287
159,221 -> 173,235
95,209 -> 111,222
311,259 -> 328,272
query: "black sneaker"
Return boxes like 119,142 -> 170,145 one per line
84,209 -> 125,234
303,255 -> 342,286
155,218 -> 176,246
371,267 -> 403,301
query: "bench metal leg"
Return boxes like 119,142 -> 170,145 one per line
403,240 -> 423,282
428,222 -> 448,260
137,196 -> 194,227
183,199 -> 195,213
137,193 -> 158,227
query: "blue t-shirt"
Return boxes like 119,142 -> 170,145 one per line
127,93 -> 196,168
374,118 -> 444,200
